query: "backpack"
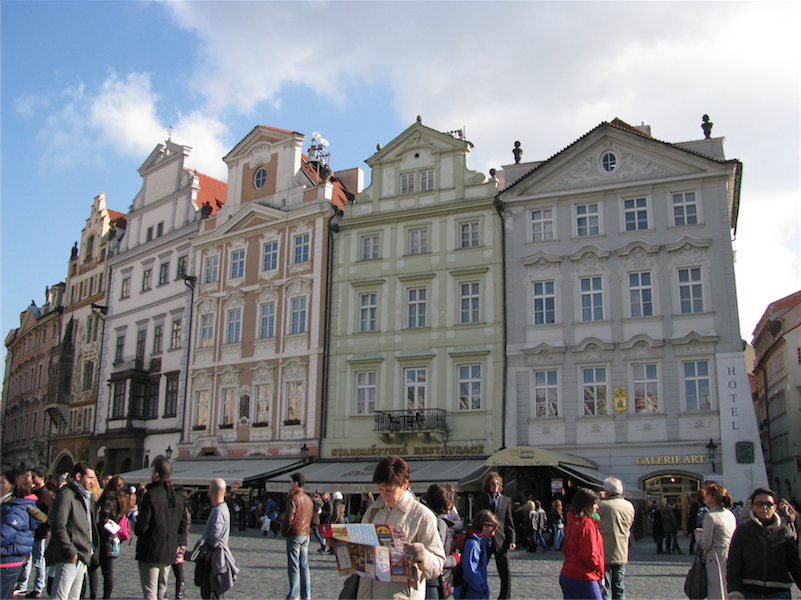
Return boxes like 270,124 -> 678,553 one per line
117,513 -> 131,541
452,532 -> 486,599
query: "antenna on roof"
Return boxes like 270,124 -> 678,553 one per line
308,131 -> 331,179
167,126 -> 174,141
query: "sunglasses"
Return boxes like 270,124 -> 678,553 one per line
753,501 -> 775,508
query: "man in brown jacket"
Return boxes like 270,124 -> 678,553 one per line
597,477 -> 635,600
281,472 -> 313,600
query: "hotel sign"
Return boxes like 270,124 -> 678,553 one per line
636,455 -> 706,466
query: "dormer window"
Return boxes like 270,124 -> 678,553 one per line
254,167 -> 267,190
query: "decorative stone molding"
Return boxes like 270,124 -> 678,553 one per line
665,236 -> 711,266
616,240 -> 660,271
223,289 -> 246,310
219,366 -> 241,387
559,141 -> 665,188
282,359 -> 308,381
192,370 -> 213,389
254,339 -> 276,355
523,343 -> 567,366
568,246 -> 611,274
251,361 -> 276,384
572,338 -> 614,363
194,347 -> 214,364
284,334 -> 308,352
620,335 -> 664,360
285,279 -> 312,298
669,332 -> 719,356
248,143 -> 273,168
221,343 -> 242,361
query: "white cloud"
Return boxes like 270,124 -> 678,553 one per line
171,111 -> 230,180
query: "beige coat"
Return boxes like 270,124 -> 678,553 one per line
355,490 -> 445,600
696,507 -> 737,599
596,495 -> 635,565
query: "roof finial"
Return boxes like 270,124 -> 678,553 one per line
416,115 -> 422,124
167,126 -> 175,141
701,115 -> 713,139
513,141 -> 523,164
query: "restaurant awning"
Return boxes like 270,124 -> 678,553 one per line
485,446 -> 598,469
264,459 -> 488,493
119,457 -> 303,489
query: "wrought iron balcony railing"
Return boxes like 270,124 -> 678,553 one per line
373,409 -> 447,433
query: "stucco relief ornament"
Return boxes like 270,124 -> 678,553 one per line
613,387 -> 628,413
626,247 -> 651,270
248,143 -> 273,168
541,426 -> 552,434
674,244 -> 704,265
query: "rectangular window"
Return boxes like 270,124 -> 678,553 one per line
359,293 -> 377,332
82,361 -> 93,391
633,363 -> 659,412
580,276 -> 604,321
460,282 -> 480,323
230,249 -> 245,279
405,368 -> 427,411
533,281 -> 556,325
629,272 -> 653,317
458,365 -> 482,410
146,380 -> 159,418
672,192 -> 698,226
361,235 -> 379,260
136,329 -> 147,361
164,374 -> 179,417
355,371 -> 376,415
156,222 -> 164,237
255,383 -> 271,423
114,336 -> 125,363
293,233 -> 310,264
460,222 -> 479,248
200,314 -> 214,347
146,226 -> 153,242
177,256 -> 187,279
204,256 -> 219,283
623,197 -> 648,231
534,370 -> 559,417
286,381 -> 304,421
684,361 -> 711,411
407,288 -> 427,328
121,277 -> 131,299
408,228 -> 428,255
221,388 -> 236,425
419,169 -> 434,192
159,263 -> 170,285
171,319 -> 182,349
679,267 -> 704,313
195,390 -> 209,427
582,367 -> 607,415
142,269 -> 152,291
226,309 -> 242,344
259,303 -> 275,339
576,203 -> 600,237
262,241 -> 278,271
531,209 -> 554,242
153,324 -> 164,354
290,297 -> 307,334
131,382 -> 145,418
400,172 -> 414,195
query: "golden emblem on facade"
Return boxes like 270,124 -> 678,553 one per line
613,387 -> 627,413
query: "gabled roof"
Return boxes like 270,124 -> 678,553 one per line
193,172 -> 228,216
752,289 -> 801,337
223,125 -> 303,162
299,153 -> 353,210
365,118 -> 472,167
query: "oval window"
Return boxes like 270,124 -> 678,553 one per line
601,152 -> 617,172
254,167 -> 267,190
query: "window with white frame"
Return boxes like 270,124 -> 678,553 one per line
419,169 -> 434,192
408,228 -> 428,255
255,383 -> 271,423
683,360 -> 711,411
221,387 -> 236,425
230,249 -> 245,279
293,233 -> 310,264
460,222 -> 479,248
355,371 -> 376,415
678,267 -> 704,313
195,389 -> 209,427
407,288 -> 427,328
400,172 -> 414,195
580,276 -> 603,321
159,262 -> 170,285
199,314 -> 214,347
458,365 -> 482,410
582,367 -> 607,415
262,241 -> 278,271
153,324 -> 164,354
460,282 -> 480,324
359,292 -> 377,332
361,235 -> 379,260
576,203 -> 600,237
142,269 -> 152,291
171,319 -> 182,349
633,363 -> 659,412
405,368 -> 427,411
177,256 -> 187,279
534,370 -> 559,417
226,309 -> 242,344
290,297 -> 307,334
286,381 -> 304,421
623,197 -> 648,231
629,272 -> 653,317
533,281 -> 556,325
672,192 -> 698,226
114,336 -> 125,363
259,302 -> 275,338
121,277 -> 131,299
204,256 -> 219,283
531,209 -> 554,242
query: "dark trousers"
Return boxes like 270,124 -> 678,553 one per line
488,547 -> 511,600
196,558 -> 223,600
99,556 -> 114,599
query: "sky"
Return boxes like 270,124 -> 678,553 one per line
2,1 -> 800,368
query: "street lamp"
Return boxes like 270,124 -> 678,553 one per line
300,443 -> 308,465
705,439 -> 718,473
165,446 -> 173,462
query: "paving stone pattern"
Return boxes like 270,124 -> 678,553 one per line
98,525 -> 801,600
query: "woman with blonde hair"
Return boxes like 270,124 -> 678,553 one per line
694,482 -> 736,599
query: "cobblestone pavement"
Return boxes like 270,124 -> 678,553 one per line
90,526 -> 801,600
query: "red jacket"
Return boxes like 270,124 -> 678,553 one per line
560,512 -> 604,582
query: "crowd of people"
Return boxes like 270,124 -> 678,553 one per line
4,458 -> 801,600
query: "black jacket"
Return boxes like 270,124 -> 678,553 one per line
474,493 -> 516,554
727,512 -> 801,596
45,479 -> 98,567
135,480 -> 188,564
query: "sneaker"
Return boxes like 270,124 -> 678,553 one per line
13,591 -> 28,597
26,593 -> 41,599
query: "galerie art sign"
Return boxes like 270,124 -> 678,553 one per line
636,455 -> 706,466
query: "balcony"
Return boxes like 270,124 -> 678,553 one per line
43,393 -> 70,428
113,356 -> 145,374
374,409 -> 447,442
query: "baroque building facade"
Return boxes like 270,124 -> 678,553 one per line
498,117 -> 766,507
90,141 -> 226,474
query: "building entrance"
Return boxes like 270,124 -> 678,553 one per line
643,474 -> 702,534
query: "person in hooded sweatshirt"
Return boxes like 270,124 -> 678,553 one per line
559,487 -> 605,600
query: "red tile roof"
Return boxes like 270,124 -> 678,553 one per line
299,154 -> 353,210
107,209 -> 126,224
193,172 -> 228,215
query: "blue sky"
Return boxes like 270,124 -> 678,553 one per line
2,1 -> 800,367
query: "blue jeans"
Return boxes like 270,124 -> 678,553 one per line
553,525 -> 565,550
285,535 -> 310,600
559,574 -> 603,600
2,564 -> 24,600
602,564 -> 625,600
17,538 -> 46,594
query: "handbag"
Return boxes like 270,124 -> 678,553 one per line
338,573 -> 360,599
684,548 -> 708,599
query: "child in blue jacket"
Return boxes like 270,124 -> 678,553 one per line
457,509 -> 499,600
